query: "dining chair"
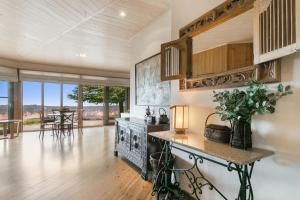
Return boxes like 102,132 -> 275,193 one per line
73,112 -> 79,129
52,110 -> 64,138
39,112 -> 56,140
58,111 -> 75,137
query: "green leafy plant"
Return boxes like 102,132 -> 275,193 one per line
213,81 -> 292,123
60,106 -> 70,112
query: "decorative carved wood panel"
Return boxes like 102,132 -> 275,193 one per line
179,0 -> 255,38
180,59 -> 281,91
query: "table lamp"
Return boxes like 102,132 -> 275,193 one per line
170,105 -> 189,134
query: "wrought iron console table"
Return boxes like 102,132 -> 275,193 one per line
149,131 -> 274,200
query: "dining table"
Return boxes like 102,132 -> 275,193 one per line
0,119 -> 22,139
47,111 -> 75,136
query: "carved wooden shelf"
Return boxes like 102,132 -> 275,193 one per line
179,59 -> 281,91
179,0 -> 255,38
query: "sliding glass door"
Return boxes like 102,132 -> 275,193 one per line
63,84 -> 77,108
63,84 -> 78,126
82,85 -> 103,127
23,81 -> 42,131
23,82 -> 79,131
21,81 -> 128,131
108,86 -> 127,123
44,83 -> 61,116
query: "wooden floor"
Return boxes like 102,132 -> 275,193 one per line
0,127 -> 154,200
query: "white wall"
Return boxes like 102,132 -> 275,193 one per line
130,11 -> 171,118
130,1 -> 300,199
170,0 -> 300,199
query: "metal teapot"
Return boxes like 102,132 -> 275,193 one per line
158,108 -> 169,124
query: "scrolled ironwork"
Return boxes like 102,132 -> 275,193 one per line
151,142 -> 257,200
152,142 -> 228,200
227,162 -> 235,172
171,152 -> 219,199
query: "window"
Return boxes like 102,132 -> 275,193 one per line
82,85 -> 103,127
23,81 -> 42,131
44,82 -> 61,116
0,80 -> 8,97
20,79 -> 127,130
63,84 -> 78,126
63,84 -> 77,108
23,82 -> 79,131
0,81 -> 8,121
108,86 -> 128,123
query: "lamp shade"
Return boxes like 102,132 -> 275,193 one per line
170,105 -> 189,134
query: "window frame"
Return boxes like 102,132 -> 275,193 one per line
0,80 -> 9,121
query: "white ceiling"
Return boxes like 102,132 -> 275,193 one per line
0,0 -> 170,72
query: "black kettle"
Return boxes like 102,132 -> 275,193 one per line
158,108 -> 169,124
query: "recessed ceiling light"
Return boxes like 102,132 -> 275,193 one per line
120,11 -> 126,17
76,53 -> 87,58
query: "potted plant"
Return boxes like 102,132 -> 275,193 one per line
60,106 -> 70,113
213,81 -> 292,150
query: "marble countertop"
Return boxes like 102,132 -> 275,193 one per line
149,131 -> 274,165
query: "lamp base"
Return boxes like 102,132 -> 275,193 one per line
175,129 -> 186,134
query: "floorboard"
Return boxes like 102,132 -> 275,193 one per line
0,127 -> 154,200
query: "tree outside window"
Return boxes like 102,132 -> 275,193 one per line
68,85 -> 127,117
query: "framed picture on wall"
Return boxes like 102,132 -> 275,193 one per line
135,53 -> 170,106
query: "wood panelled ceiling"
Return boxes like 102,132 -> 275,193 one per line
0,0 -> 170,72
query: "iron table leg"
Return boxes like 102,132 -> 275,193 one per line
235,163 -> 255,200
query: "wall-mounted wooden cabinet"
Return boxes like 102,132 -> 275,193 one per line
159,0 -> 292,91
254,0 -> 300,64
192,43 -> 253,77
